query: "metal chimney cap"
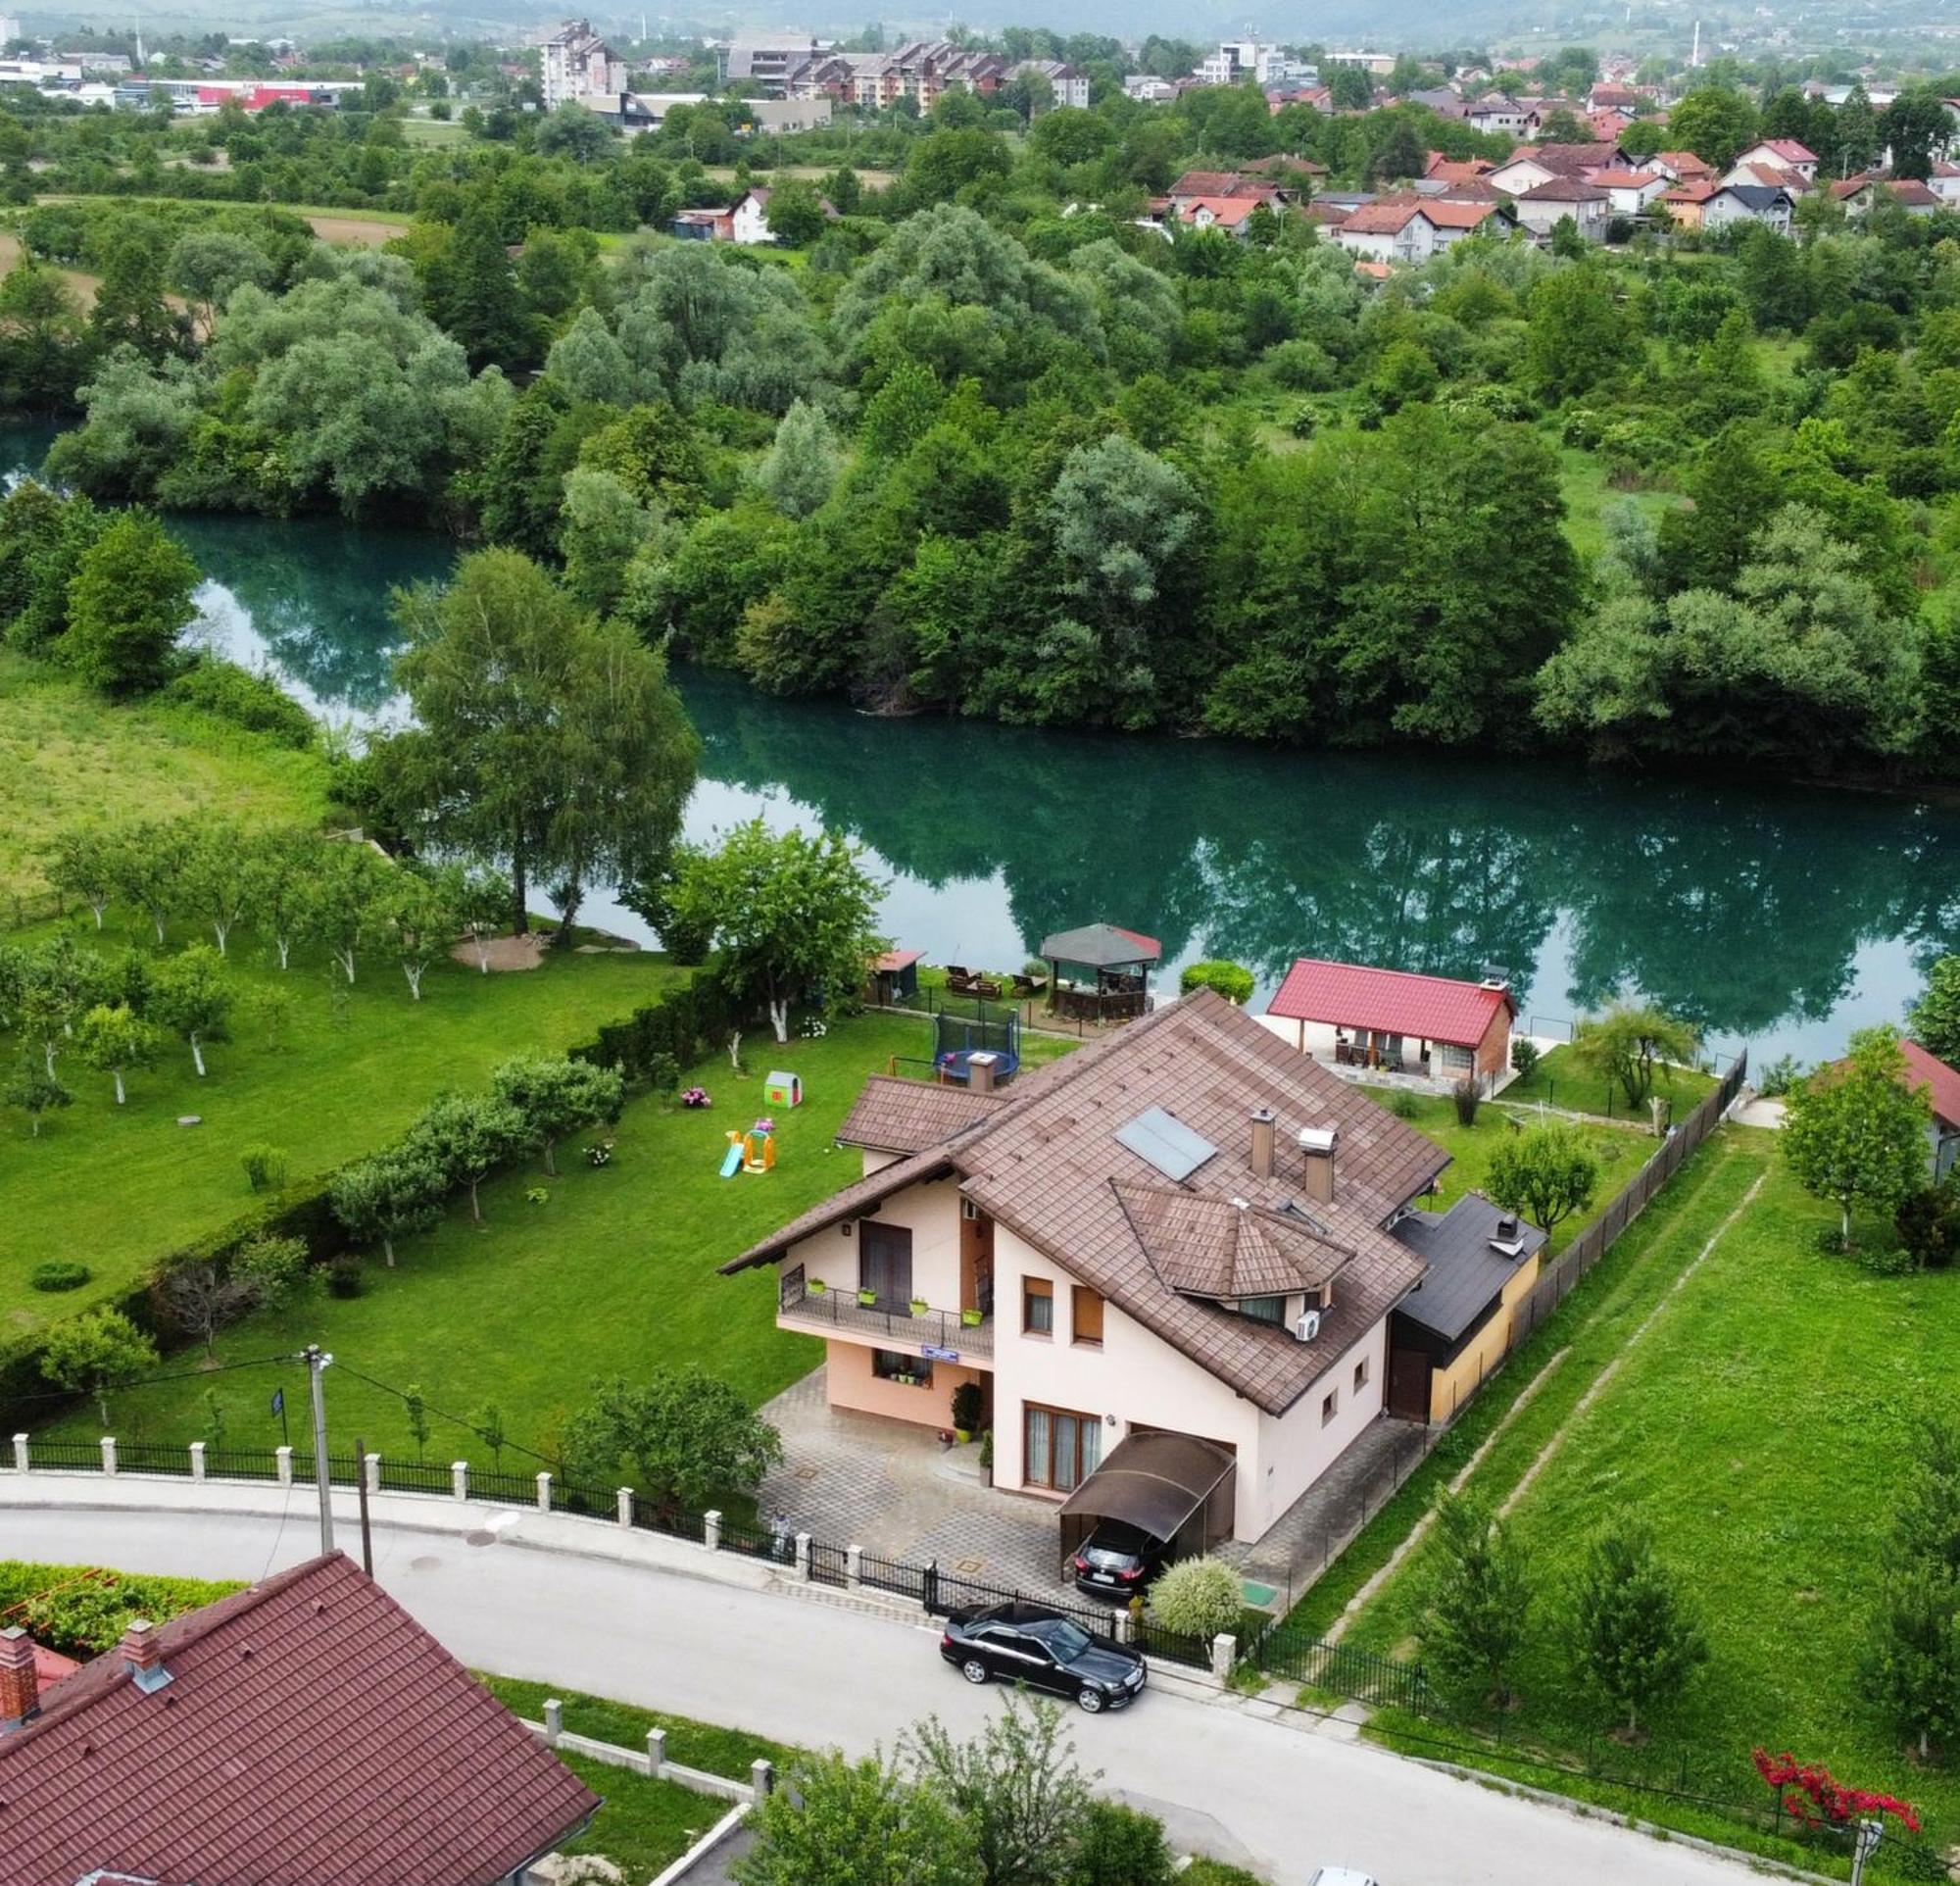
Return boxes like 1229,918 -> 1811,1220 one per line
1298,1126 -> 1340,1154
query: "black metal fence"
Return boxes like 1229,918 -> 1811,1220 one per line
1251,1626 -> 1434,1712
1130,1618 -> 1212,1670
922,1565 -> 1122,1644
858,1554 -> 928,1602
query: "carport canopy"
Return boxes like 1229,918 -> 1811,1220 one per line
1057,1430 -> 1237,1563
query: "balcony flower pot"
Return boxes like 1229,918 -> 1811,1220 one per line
806,1278 -> 826,1295
858,1288 -> 878,1308
909,1299 -> 929,1318
960,1308 -> 983,1328
954,1427 -> 973,1444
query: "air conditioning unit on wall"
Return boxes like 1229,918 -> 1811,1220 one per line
1293,1309 -> 1321,1343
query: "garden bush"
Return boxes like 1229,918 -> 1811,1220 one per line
1510,1038 -> 1541,1079
1150,1556 -> 1243,1641
163,658 -> 316,748
1179,961 -> 1255,1006
326,1256 -> 366,1298
240,1143 -> 289,1193
0,1560 -> 243,1659
1452,1077 -> 1481,1126
1388,1091 -> 1421,1119
1896,1179 -> 1960,1270
1070,1800 -> 1175,1886
29,1262 -> 90,1293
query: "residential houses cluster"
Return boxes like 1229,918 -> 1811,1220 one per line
718,33 -> 1090,112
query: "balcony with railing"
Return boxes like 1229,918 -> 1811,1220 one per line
778,1272 -> 994,1360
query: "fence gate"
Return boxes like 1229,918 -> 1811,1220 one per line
808,1541 -> 849,1589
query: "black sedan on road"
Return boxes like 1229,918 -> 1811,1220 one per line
939,1602 -> 1148,1712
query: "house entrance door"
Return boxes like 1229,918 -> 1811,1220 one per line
1388,1347 -> 1432,1423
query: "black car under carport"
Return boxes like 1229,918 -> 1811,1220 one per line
1055,1430 -> 1237,1587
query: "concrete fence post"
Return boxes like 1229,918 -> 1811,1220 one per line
188,1442 -> 206,1483
645,1727 -> 666,1779
795,1532 -> 812,1580
536,1470 -> 553,1512
451,1461 -> 469,1502
542,1699 -> 564,1747
751,1758 -> 775,1800
846,1543 -> 863,1591
616,1486 -> 634,1528
1210,1632 -> 1237,1680
99,1436 -> 117,1476
705,1509 -> 723,1552
10,1434 -> 26,1473
1110,1609 -> 1132,1645
275,1445 -> 293,1488
365,1453 -> 381,1496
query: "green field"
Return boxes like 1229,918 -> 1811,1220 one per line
1,917 -> 678,1333
0,654 -> 330,904
33,1010 -> 937,1464
1336,1141 -> 1960,1848
1503,1041 -> 1716,1123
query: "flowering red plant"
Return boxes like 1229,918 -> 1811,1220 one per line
1751,1749 -> 1921,1835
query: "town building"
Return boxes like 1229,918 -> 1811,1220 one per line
0,1552 -> 599,1885
1331,195 -> 1517,263
721,32 -> 828,96
542,19 -> 619,110
722,989 -> 1532,1547
1510,176 -> 1612,240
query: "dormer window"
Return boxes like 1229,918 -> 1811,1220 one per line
1239,1295 -> 1288,1326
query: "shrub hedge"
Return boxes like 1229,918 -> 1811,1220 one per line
0,1560 -> 245,1658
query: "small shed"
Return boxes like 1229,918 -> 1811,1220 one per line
1041,923 -> 1162,1023
1057,1429 -> 1237,1564
1264,959 -> 1515,1085
868,948 -> 924,1006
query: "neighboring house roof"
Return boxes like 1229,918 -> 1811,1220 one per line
1713,183 -> 1792,211
1589,167 -> 1664,188
1656,149 -> 1713,174
1418,196 -> 1510,226
1040,922 -> 1162,967
1183,194 -> 1265,227
1424,153 -> 1494,181
1527,140 -> 1621,174
839,1072 -> 1006,1154
1903,1039 -> 1960,1127
1266,958 -> 1516,1046
723,989 -> 1448,1414
31,1641 -> 79,1685
1735,161 -> 1809,190
1337,199 -> 1426,234
1390,1194 -> 1546,1342
1518,177 -> 1610,202
1417,177 -> 1505,202
1353,259 -> 1395,280
1755,136 -> 1817,164
1889,178 -> 1942,206
1301,199 -> 1353,225
1663,179 -> 1719,204
872,948 -> 924,971
1169,169 -> 1270,198
0,1553 -> 599,1886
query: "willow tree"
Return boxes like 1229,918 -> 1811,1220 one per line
382,548 -> 698,938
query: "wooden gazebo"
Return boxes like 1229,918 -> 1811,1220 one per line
1040,923 -> 1161,1023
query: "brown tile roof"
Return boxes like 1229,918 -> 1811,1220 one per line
1519,177 -> 1609,201
838,1074 -> 1008,1153
1526,140 -> 1621,174
1,1553 -> 599,1886
1112,1182 -> 1354,1297
724,991 -> 1446,1414
1337,199 -> 1424,234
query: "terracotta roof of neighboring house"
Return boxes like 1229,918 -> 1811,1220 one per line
1663,178 -> 1719,203
1589,109 -> 1634,138
838,1073 -> 1007,1154
0,1553 -> 599,1886
1737,161 -> 1809,191
1418,197 -> 1509,226
723,989 -> 1448,1414
1756,136 -> 1817,164
1903,1039 -> 1960,1126
1420,177 -> 1504,202
1266,959 -> 1516,1045
1424,153 -> 1494,180
1041,922 -> 1162,967
1590,83 -> 1638,105
1301,199 -> 1352,225
1656,150 -> 1713,175
1523,140 -> 1620,174
872,948 -> 924,971
1183,194 -> 1265,227
32,1641 -> 79,1686
1518,177 -> 1610,202
1588,167 -> 1664,188
1830,174 -> 1874,199
1353,259 -> 1394,279
1337,199 -> 1426,234
1169,169 -> 1270,199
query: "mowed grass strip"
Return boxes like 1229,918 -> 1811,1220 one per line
1503,1041 -> 1715,1123
1344,1146 -> 1960,1842
32,1013 -> 931,1464
0,917 -> 679,1332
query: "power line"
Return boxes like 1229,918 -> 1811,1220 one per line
328,1361 -> 558,1467
4,1351 -> 296,1414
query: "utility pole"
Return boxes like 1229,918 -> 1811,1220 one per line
304,1345 -> 335,1557
353,1433 -> 373,1577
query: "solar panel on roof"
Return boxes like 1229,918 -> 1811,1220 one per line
1114,1106 -> 1218,1182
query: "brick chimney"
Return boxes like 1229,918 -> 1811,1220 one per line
119,1618 -> 172,1694
967,1052 -> 998,1096
1249,1108 -> 1276,1180
1298,1126 -> 1339,1205
0,1625 -> 37,1730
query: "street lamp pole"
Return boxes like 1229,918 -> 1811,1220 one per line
304,1345 -> 335,1556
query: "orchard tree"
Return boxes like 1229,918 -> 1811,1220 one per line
405,1090 -> 531,1222
490,1055 -> 623,1175
4,1061 -> 72,1137
40,1308 -> 159,1426
1486,1122 -> 1600,1234
1783,1025 -> 1931,1245
159,1233 -> 316,1360
564,1366 -> 784,1514
17,933 -> 103,1077
1908,957 -> 1960,1066
903,1701 -> 1094,1886
180,820 -> 254,956
63,513 -> 200,695
383,865 -> 461,1001
1569,1002 -> 1702,1112
305,841 -> 391,984
1419,1491 -> 1533,1711
245,828 -> 317,970
75,1002 -> 161,1106
1572,1522 -> 1707,1737
456,863 -> 513,972
664,819 -> 885,1041
330,1148 -> 446,1266
151,942 -> 232,1077
112,818 -> 193,944
1868,1560 -> 1960,1762
43,824 -> 119,929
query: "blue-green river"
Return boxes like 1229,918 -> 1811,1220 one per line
8,426 -> 1956,1066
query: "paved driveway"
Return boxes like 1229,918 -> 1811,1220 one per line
756,1369 -> 1079,1601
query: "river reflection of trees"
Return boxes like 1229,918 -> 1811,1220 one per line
684,672 -> 1960,1043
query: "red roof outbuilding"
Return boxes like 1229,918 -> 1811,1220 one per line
1266,958 -> 1516,1047
1902,1039 -> 1960,1127
0,1552 -> 599,1886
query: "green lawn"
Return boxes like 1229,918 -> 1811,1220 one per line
1503,1042 -> 1715,1124
0,654 -> 330,904
1350,1085 -> 1640,1254
1555,443 -> 1677,564
480,1674 -> 797,1775
0,917 -> 678,1335
1337,1141 -> 1960,1853
35,1011 -> 938,1464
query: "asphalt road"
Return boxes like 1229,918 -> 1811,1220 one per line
9,1504 -> 1763,1886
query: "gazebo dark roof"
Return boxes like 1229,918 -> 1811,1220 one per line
1040,923 -> 1163,969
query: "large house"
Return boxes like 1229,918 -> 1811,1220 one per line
1332,196 -> 1515,263
722,989 -> 1481,1545
1260,958 -> 1517,1088
0,1552 -> 599,1884
1511,176 -> 1611,240
1735,136 -> 1818,180
1701,182 -> 1795,235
